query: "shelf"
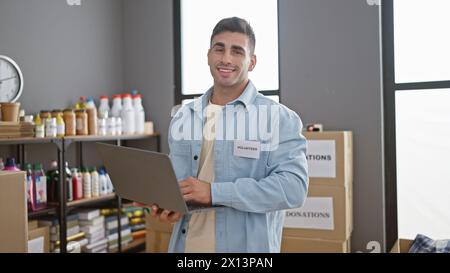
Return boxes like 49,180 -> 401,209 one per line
110,237 -> 146,253
50,193 -> 117,208
0,133 -> 159,145
64,133 -> 160,142
28,206 -> 57,218
0,137 -> 59,145
0,131 -> 159,253
66,193 -> 117,208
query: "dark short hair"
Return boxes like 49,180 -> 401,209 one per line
210,17 -> 256,54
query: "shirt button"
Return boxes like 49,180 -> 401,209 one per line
193,155 -> 198,160
181,229 -> 186,234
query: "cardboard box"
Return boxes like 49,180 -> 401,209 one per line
0,171 -> 27,253
28,226 -> 50,253
146,230 -> 172,253
281,236 -> 351,253
390,239 -> 413,253
283,184 -> 352,241
28,220 -> 38,230
145,214 -> 173,253
303,131 -> 353,187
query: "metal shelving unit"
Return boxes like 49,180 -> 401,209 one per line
0,133 -> 160,253
110,237 -> 146,253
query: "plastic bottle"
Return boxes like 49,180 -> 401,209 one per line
98,96 -> 110,119
87,107 -> 98,135
98,168 -> 108,196
35,115 -> 45,138
71,168 -> 83,200
32,163 -> 47,211
3,157 -> 20,171
116,117 -> 122,135
98,118 -> 107,136
133,94 -> 145,134
90,167 -> 99,198
65,162 -> 73,202
75,96 -> 87,110
25,163 -> 33,210
86,96 -> 96,109
19,109 -> 25,121
23,115 -> 34,123
107,173 -> 114,193
86,101 -> 98,135
75,109 -> 88,136
82,167 -> 92,199
56,114 -> 65,137
103,167 -> 114,194
121,94 -> 135,134
111,94 -> 122,118
63,109 -> 76,136
46,161 -> 59,202
106,117 -> 116,136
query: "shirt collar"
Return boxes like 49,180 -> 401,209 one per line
187,80 -> 258,112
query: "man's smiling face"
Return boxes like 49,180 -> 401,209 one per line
208,31 -> 256,90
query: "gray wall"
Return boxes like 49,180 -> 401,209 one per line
279,0 -> 384,252
0,0 -> 125,169
0,0 -> 124,113
123,0 -> 174,153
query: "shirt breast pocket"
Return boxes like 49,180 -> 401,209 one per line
169,142 -> 192,180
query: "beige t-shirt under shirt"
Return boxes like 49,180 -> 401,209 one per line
184,102 -> 223,253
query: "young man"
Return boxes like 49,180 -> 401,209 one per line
151,17 -> 308,253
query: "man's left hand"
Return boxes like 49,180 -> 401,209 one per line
179,176 -> 212,206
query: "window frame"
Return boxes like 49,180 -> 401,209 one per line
173,0 -> 281,105
382,0 -> 450,251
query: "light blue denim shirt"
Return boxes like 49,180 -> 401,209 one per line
167,81 -> 308,253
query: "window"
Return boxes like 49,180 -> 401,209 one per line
394,0 -> 450,83
383,0 -> 450,250
395,89 -> 450,240
174,0 -> 280,104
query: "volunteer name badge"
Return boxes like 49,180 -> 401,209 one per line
234,140 -> 260,159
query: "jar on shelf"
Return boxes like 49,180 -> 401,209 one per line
39,110 -> 51,124
56,113 -> 65,138
87,107 -> 98,135
63,109 -> 76,136
75,109 -> 88,136
51,109 -> 63,119
34,115 -> 45,138
45,117 -> 57,138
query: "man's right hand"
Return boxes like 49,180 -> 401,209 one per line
150,204 -> 183,224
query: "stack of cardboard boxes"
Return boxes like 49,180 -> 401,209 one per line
390,239 -> 413,253
27,220 -> 50,253
0,171 -> 28,253
0,171 -> 50,253
281,131 -> 353,253
143,131 -> 353,253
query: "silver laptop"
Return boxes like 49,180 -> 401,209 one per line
96,142 -> 217,214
